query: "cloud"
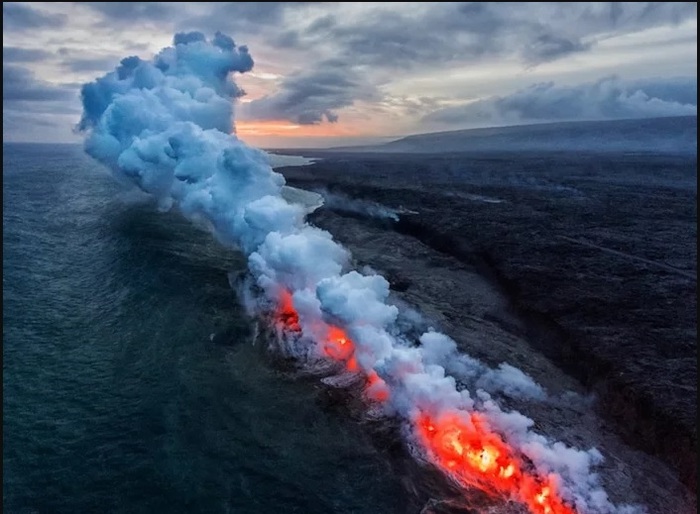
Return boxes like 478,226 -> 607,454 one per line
82,2 -> 303,35
3,109 -> 78,144
241,2 -> 695,125
306,13 -> 336,33
189,2 -> 292,27
277,2 -> 696,68
521,34 -> 592,65
2,65 -> 76,102
423,76 -> 698,127
3,2 -> 696,137
242,60 -> 380,124
175,3 -> 320,49
2,3 -> 66,31
85,1 -> 176,21
2,64 -> 81,142
2,46 -> 53,63
83,1 -> 179,29
629,76 -> 698,106
315,10 -> 463,69
61,56 -> 123,73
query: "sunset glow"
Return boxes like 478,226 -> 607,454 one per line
235,119 -> 363,148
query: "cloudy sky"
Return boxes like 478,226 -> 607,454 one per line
2,2 -> 697,148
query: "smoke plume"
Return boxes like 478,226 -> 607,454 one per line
78,32 -> 639,514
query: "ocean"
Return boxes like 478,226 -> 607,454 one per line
2,143 -> 410,514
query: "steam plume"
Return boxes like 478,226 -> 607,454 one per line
79,32 -> 638,514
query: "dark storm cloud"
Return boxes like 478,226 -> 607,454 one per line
3,65 -> 76,102
244,60 -> 379,124
3,46 -> 54,63
422,76 -> 698,126
2,3 -> 66,31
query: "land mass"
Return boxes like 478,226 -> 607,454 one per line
271,117 -> 698,496
325,116 -> 698,155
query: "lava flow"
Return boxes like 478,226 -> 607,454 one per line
416,413 -> 575,514
275,290 -> 390,403
274,290 -> 576,514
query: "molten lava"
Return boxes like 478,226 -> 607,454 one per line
323,325 -> 354,361
274,291 -> 389,402
277,290 -> 300,332
365,370 -> 390,402
274,290 -> 575,514
416,413 -> 576,514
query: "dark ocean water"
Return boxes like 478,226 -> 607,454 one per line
2,143 -> 411,514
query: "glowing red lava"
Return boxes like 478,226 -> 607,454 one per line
274,290 -> 574,514
275,290 -> 390,402
323,325 -> 354,361
277,290 -> 301,332
416,413 -> 575,514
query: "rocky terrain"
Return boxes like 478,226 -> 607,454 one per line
274,149 -> 697,502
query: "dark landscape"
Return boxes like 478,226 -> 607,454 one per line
273,118 -> 698,501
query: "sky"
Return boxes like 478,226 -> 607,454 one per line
2,2 -> 697,148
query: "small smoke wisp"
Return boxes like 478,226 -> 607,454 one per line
78,32 -> 640,514
315,188 -> 401,221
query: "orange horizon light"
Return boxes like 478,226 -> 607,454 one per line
235,119 -> 361,139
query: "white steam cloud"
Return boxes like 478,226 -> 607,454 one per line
78,32 -> 639,514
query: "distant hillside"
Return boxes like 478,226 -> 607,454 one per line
334,116 -> 697,155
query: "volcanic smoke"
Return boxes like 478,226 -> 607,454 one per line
78,32 -> 638,514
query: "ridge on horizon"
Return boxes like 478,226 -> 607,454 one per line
311,115 -> 698,154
